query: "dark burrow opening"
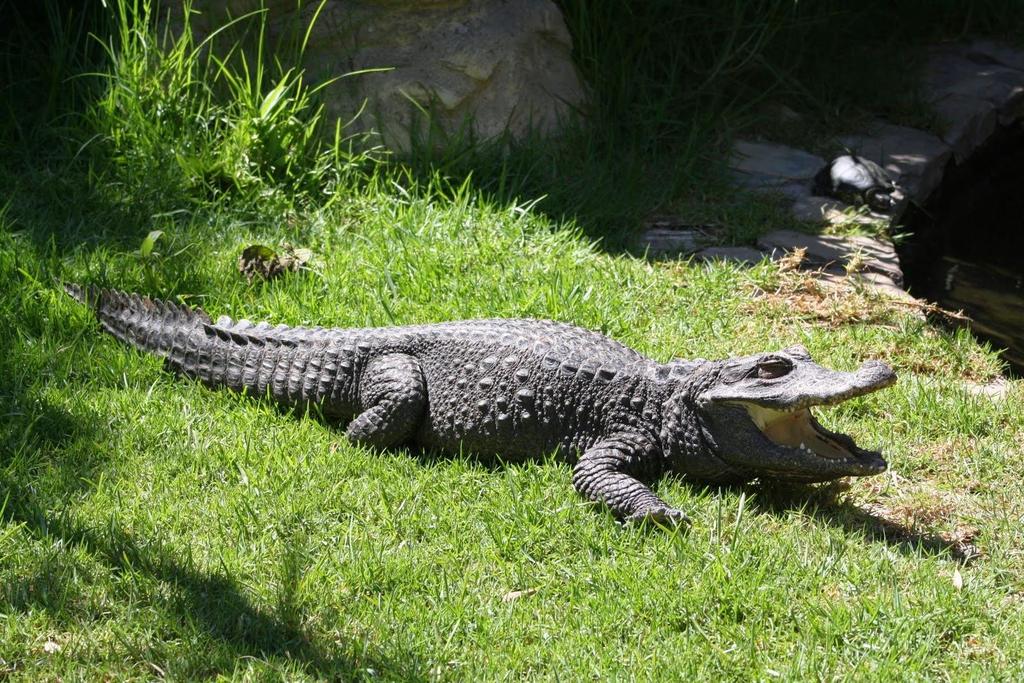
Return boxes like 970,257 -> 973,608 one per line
895,121 -> 1024,374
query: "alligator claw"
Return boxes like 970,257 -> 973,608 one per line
626,506 -> 691,528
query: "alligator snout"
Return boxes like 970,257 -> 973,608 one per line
856,359 -> 897,388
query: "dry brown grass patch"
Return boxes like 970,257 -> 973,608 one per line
852,474 -> 983,561
744,267 -> 906,329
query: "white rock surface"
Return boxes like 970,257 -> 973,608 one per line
182,0 -> 585,151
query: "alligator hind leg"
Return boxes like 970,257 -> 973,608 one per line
572,434 -> 689,526
345,353 -> 427,449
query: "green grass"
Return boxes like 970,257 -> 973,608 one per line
2,0 -> 1024,679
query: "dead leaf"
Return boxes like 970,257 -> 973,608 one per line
501,588 -> 537,603
776,246 -> 807,272
238,243 -> 315,283
952,569 -> 964,590
137,229 -> 164,258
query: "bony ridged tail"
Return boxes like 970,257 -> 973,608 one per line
63,284 -> 325,402
63,283 -> 211,358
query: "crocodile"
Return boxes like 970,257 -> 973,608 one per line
66,284 -> 897,525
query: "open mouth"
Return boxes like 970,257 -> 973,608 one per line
739,403 -> 886,472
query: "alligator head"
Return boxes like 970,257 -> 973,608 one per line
692,345 -> 896,482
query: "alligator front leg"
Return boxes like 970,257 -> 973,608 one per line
345,353 -> 427,449
572,434 -> 689,526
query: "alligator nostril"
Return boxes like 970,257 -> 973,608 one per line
858,360 -> 897,384
783,344 -> 810,358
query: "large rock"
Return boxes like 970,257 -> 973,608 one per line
839,122 -> 952,201
924,45 -> 1024,160
183,1 -> 585,151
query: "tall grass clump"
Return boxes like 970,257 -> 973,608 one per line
70,0 -> 374,218
0,2 -> 104,137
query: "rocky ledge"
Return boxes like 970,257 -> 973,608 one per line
640,40 -> 1024,302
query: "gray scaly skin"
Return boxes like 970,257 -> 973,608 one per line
66,285 -> 898,526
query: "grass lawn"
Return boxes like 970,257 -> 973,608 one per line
2,1 -> 1024,680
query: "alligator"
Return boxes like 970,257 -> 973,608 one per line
66,284 -> 897,525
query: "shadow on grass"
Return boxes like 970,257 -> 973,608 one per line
752,482 -> 980,563
1,488 -> 425,680
243,398 -> 981,564
0,328 -> 424,679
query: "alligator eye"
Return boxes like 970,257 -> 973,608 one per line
756,358 -> 791,379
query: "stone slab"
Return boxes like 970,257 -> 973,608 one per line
729,170 -> 792,191
839,122 -> 952,201
757,230 -> 903,284
790,196 -> 888,227
855,271 -> 917,301
773,181 -> 816,201
925,49 -> 1024,106
730,141 -> 825,181
790,195 -> 849,224
924,46 -> 1024,160
931,94 -> 999,161
816,271 -> 916,302
637,228 -> 706,256
999,95 -> 1024,125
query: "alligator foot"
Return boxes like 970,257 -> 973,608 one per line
346,353 -> 427,449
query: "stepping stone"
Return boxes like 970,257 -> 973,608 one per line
791,195 -> 855,224
839,122 -> 952,201
925,48 -> 1024,106
637,217 -> 721,257
853,271 -> 917,301
772,181 -> 816,201
790,194 -> 890,228
636,228 -> 707,257
730,141 -> 825,189
756,230 -> 903,285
